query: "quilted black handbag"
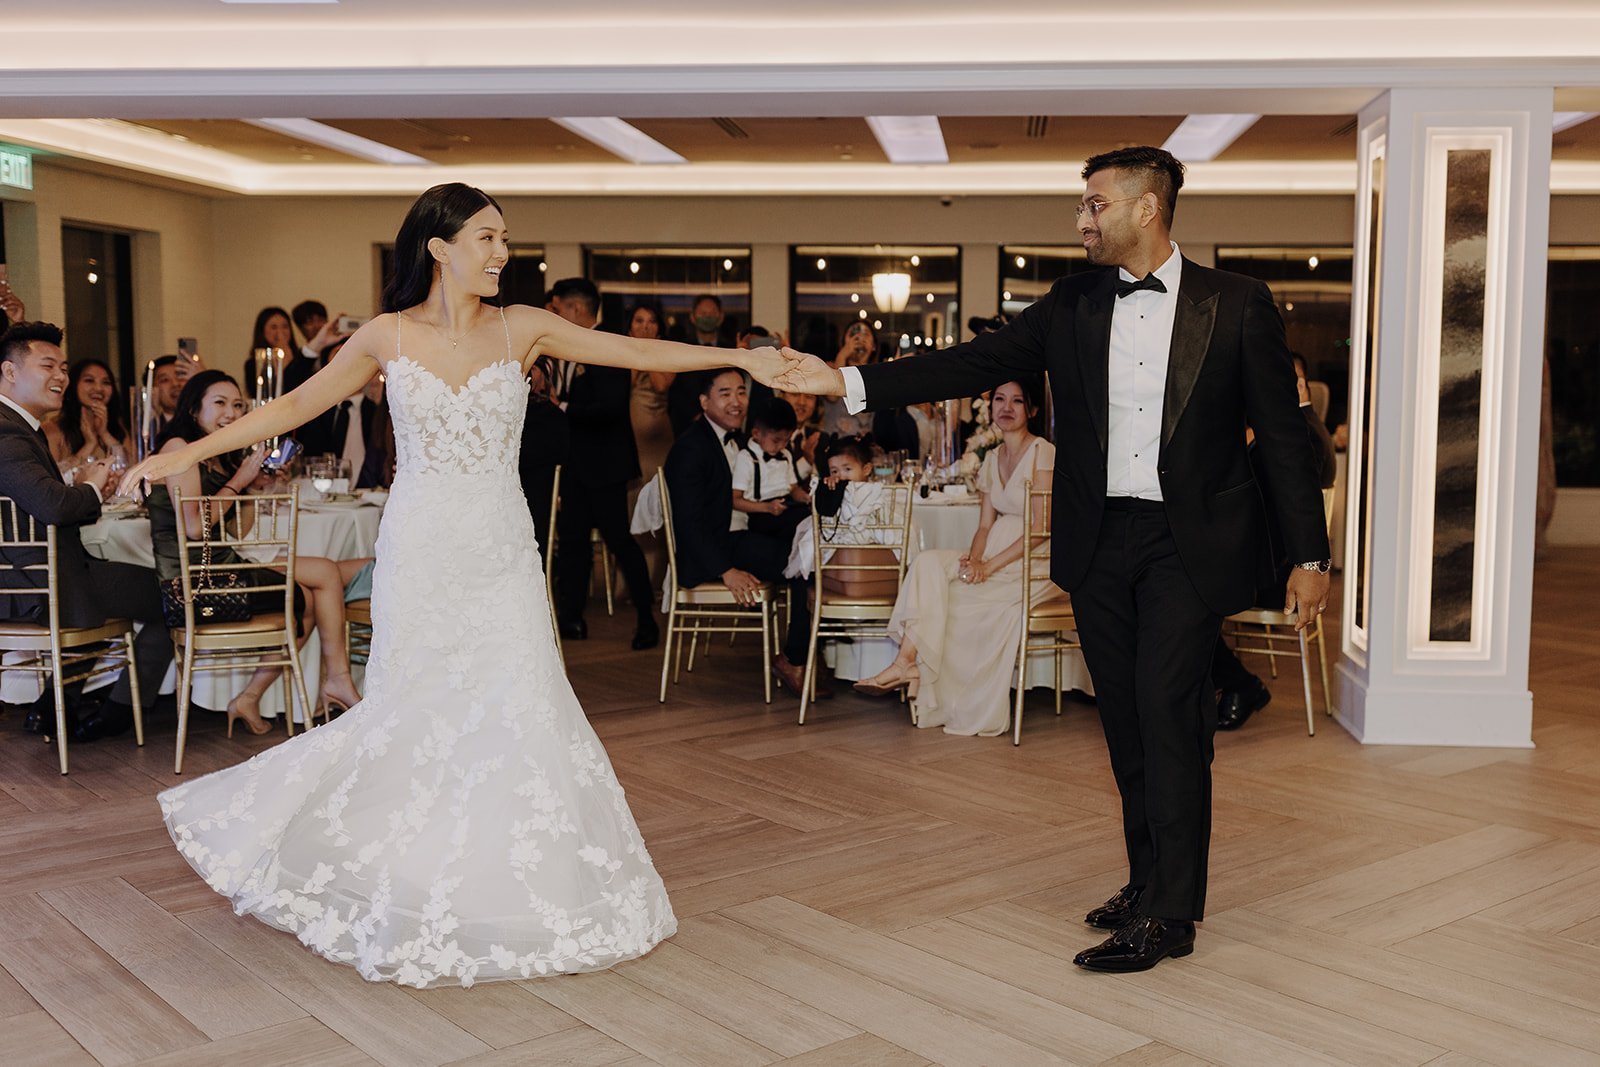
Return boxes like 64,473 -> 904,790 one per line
160,497 -> 256,628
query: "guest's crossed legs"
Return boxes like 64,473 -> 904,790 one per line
1072,506 -> 1222,922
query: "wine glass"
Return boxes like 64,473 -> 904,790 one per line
309,457 -> 334,498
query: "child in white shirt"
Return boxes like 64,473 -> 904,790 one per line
733,398 -> 810,539
784,436 -> 900,584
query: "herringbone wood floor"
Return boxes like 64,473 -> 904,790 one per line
2,550 -> 1598,1066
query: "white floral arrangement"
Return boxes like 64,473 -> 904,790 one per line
956,395 -> 1002,477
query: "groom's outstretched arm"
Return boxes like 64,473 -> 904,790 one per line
852,280 -> 1061,412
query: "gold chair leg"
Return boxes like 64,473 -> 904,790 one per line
762,597 -> 774,706
601,541 -> 615,617
280,659 -> 295,735
174,642 -> 193,774
798,604 -> 822,725
124,630 -> 145,748
1316,616 -> 1333,717
658,605 -> 677,703
51,659 -> 70,775
1012,635 -> 1027,747
1054,645 -> 1063,716
1266,625 -> 1280,679
1299,627 -> 1315,737
286,643 -> 314,738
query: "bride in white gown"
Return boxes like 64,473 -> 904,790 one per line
121,184 -> 790,988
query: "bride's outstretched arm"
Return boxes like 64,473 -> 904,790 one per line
510,305 -> 787,387
118,322 -> 382,496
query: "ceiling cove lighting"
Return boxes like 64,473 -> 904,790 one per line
1162,114 -> 1261,163
246,119 -> 427,165
866,116 -> 948,165
1554,112 -> 1598,133
550,118 -> 686,165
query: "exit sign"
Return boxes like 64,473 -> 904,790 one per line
0,150 -> 32,191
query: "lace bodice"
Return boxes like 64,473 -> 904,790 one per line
385,356 -> 528,479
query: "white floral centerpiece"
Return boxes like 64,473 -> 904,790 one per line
957,395 -> 1002,479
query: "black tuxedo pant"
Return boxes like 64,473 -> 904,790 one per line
1072,498 -> 1222,921
46,559 -> 169,707
555,477 -> 656,626
720,529 -> 811,667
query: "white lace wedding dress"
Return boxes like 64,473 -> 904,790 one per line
158,315 -> 676,988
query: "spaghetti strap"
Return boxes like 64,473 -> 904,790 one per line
395,312 -> 402,358
497,304 -> 511,363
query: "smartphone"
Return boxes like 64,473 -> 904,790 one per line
337,315 -> 367,334
177,337 -> 199,363
262,438 -> 302,473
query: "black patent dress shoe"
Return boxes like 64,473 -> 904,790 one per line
631,619 -> 660,651
72,700 -> 134,743
1073,916 -> 1196,973
1084,884 -> 1145,930
1216,679 -> 1271,731
558,618 -> 588,641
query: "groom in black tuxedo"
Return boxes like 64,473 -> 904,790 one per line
777,146 -> 1331,971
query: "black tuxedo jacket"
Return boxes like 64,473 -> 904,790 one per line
663,418 -> 738,588
858,259 -> 1330,615
560,363 -> 639,486
0,401 -> 105,627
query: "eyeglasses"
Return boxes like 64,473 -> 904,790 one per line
1074,196 -> 1142,221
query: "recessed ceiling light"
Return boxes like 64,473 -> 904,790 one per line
1162,114 -> 1261,163
1554,112 -> 1598,133
551,118 -> 685,165
867,116 -> 948,165
246,118 -> 427,165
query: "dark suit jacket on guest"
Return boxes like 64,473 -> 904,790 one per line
519,395 -> 571,553
297,394 -> 380,462
663,419 -> 737,588
561,364 -> 639,486
0,401 -> 105,627
856,259 -> 1331,616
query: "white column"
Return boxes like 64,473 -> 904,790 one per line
1338,88 -> 1552,747
749,242 -> 789,336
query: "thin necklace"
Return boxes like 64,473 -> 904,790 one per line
414,307 -> 478,349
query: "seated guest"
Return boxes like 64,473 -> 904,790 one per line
854,379 -> 1055,736
291,300 -> 328,360
45,358 -> 132,478
732,398 -> 809,539
150,354 -> 187,437
0,322 -> 169,741
663,368 -> 822,697
243,306 -> 333,400
777,389 -> 822,480
783,435 -> 898,583
873,399 -> 941,462
1213,353 -> 1340,730
148,370 -> 366,735
519,355 -> 570,559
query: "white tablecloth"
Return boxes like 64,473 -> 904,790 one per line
824,494 -> 1094,697
2,501 -> 383,718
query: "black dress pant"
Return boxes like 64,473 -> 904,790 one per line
556,477 -> 656,625
1071,498 -> 1222,921
719,528 -> 812,666
70,559 -> 170,707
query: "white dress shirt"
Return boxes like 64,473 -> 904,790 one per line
1107,242 -> 1182,500
842,240 -> 1185,502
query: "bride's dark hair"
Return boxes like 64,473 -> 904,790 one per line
381,183 -> 504,314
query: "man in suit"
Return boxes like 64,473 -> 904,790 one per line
776,146 -> 1331,971
663,369 -> 824,698
518,355 -> 571,560
546,278 -> 659,651
1213,353 -> 1340,730
0,322 -> 170,740
296,339 -> 382,478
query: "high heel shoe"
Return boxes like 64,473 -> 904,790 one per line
854,663 -> 920,699
317,678 -> 362,723
226,694 -> 272,738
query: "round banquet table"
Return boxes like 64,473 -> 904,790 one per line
823,492 -> 1094,699
0,500 -> 384,719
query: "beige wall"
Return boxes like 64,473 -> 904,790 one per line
2,162 -> 216,368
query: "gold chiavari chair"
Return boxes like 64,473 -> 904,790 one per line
0,496 -> 145,775
656,470 -> 780,704
1012,479 -> 1077,746
1219,486 -> 1339,736
799,483 -> 914,726
169,489 -> 313,773
345,597 -> 372,667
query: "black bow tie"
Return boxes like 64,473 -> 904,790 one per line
722,430 -> 747,449
1115,274 -> 1167,298
762,451 -> 787,463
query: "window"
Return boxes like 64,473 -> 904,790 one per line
1215,247 -> 1355,428
584,247 -> 750,342
61,224 -> 136,384
377,244 -> 546,310
791,245 -> 959,361
998,245 -> 1098,319
1548,248 -> 1600,486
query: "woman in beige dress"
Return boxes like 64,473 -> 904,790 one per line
625,300 -> 674,480
855,379 -> 1056,736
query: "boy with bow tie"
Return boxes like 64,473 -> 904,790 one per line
732,398 -> 810,539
